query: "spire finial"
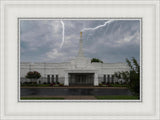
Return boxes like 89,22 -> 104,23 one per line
78,31 -> 84,57
80,32 -> 82,38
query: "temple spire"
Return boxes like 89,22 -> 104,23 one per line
78,32 -> 84,57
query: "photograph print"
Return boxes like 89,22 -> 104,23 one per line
20,18 -> 141,101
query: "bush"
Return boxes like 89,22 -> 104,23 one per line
115,82 -> 119,84
56,81 -> 60,84
23,82 -> 32,85
102,81 -> 105,84
39,81 -> 41,84
106,82 -> 109,84
25,71 -> 41,84
54,84 -> 59,87
59,83 -> 64,86
107,84 -> 112,87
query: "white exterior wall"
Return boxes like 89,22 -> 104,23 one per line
20,62 -> 70,84
20,60 -> 130,85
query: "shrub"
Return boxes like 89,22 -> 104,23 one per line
115,82 -> 119,84
102,81 -> 105,84
56,81 -> 60,84
52,82 -> 56,84
25,71 -> 41,84
107,84 -> 112,87
59,83 -> 64,86
54,84 -> 59,87
106,82 -> 109,84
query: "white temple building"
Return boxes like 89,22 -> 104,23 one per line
20,32 -> 130,86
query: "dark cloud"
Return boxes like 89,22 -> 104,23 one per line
20,19 -> 140,63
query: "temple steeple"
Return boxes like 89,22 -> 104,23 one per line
78,32 -> 84,57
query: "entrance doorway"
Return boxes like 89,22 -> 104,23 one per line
69,73 -> 94,86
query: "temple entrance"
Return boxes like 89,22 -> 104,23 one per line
69,73 -> 94,86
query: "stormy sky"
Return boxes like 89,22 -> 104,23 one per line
20,19 -> 140,63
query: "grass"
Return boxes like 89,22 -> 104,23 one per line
21,95 -> 139,100
95,95 -> 139,100
110,84 -> 129,87
99,83 -> 129,87
21,97 -> 65,100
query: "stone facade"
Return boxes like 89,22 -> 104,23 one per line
20,32 -> 130,86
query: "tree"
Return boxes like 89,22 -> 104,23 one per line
114,57 -> 140,96
127,57 -> 140,95
91,58 -> 103,63
114,71 -> 130,83
26,71 -> 41,84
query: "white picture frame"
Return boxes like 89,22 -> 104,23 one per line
18,17 -> 142,102
0,0 -> 159,120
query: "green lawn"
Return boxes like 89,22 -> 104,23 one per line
99,83 -> 129,87
21,95 -> 139,100
21,97 -> 64,100
95,95 -> 139,100
110,84 -> 129,87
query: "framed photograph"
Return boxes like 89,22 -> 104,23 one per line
19,18 -> 141,102
0,0 -> 159,120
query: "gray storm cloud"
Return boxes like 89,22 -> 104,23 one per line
20,20 -> 140,63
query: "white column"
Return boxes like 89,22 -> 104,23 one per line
64,73 -> 69,86
50,75 -> 52,83
94,73 -> 98,86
